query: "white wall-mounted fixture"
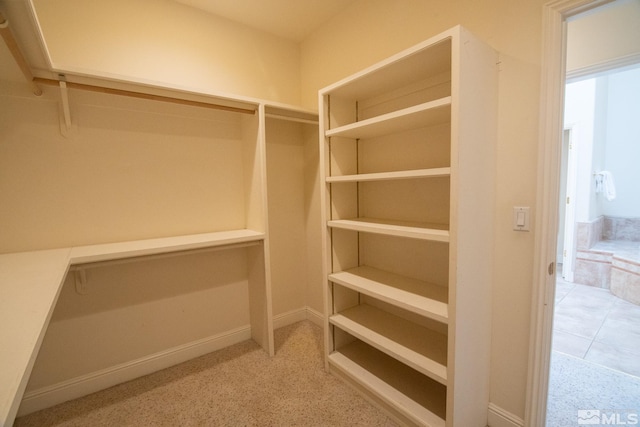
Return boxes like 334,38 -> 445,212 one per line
513,206 -> 531,231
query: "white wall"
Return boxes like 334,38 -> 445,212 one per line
566,0 -> 640,74
563,66 -> 640,224
564,78 -> 597,223
31,0 -> 302,105
301,0 -> 544,420
602,66 -> 640,217
0,82 -> 249,253
593,76 -> 609,218
265,118 -> 323,319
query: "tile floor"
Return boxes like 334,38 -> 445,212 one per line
553,272 -> 640,378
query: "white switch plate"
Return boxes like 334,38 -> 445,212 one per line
513,206 -> 530,231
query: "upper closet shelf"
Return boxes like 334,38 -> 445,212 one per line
325,97 -> 451,140
69,229 -> 265,266
326,167 -> 450,183
328,218 -> 449,242
329,266 -> 448,323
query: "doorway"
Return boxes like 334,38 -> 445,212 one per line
547,64 -> 640,426
527,0 -> 640,426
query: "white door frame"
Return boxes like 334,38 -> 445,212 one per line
525,1 -> 615,426
562,126 -> 578,282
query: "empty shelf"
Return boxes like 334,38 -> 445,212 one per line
326,167 -> 450,183
0,249 -> 72,427
325,97 -> 451,140
329,266 -> 448,323
69,229 -> 265,265
329,341 -> 446,427
330,304 -> 447,384
327,218 -> 449,242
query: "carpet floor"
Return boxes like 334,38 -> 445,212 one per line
546,350 -> 640,427
15,321 -> 397,426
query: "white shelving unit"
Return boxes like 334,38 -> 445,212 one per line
0,68 -> 319,423
0,228 -> 267,426
319,25 -> 497,426
325,167 -> 451,183
69,229 -> 265,265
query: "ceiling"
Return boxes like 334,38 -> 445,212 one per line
0,0 -> 358,84
173,0 -> 357,42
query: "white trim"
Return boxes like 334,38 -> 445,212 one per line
526,1 -> 615,427
488,403 -> 525,427
18,326 -> 251,416
25,0 -> 54,69
272,306 -> 325,329
273,308 -> 309,329
567,52 -> 640,82
305,307 -> 324,327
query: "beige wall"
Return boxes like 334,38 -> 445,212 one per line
300,0 -> 546,419
32,0 -> 302,105
567,0 -> 640,74
0,83 -> 249,253
266,119 -> 309,317
27,248 -> 251,391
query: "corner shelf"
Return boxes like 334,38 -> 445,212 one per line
69,229 -> 265,265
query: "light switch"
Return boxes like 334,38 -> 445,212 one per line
513,206 -> 530,231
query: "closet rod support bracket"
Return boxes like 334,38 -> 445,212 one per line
58,76 -> 77,137
74,269 -> 89,295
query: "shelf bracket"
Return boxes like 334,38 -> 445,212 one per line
58,76 -> 77,138
59,78 -> 72,130
74,269 -> 89,295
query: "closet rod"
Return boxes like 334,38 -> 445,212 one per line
33,77 -> 256,115
0,11 -> 42,96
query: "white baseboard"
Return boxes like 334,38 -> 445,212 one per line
273,308 -> 309,329
273,306 -> 324,329
19,325 -> 251,417
305,307 -> 323,327
488,403 -> 525,427
20,309 -> 327,417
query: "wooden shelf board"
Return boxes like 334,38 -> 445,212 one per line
320,36 -> 452,101
69,229 -> 265,265
330,304 -> 447,384
326,168 -> 450,183
329,266 -> 448,323
0,228 -> 266,426
0,249 -> 72,426
329,341 -> 446,427
327,218 -> 449,242
325,97 -> 451,140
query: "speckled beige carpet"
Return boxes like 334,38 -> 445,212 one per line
15,321 -> 397,426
